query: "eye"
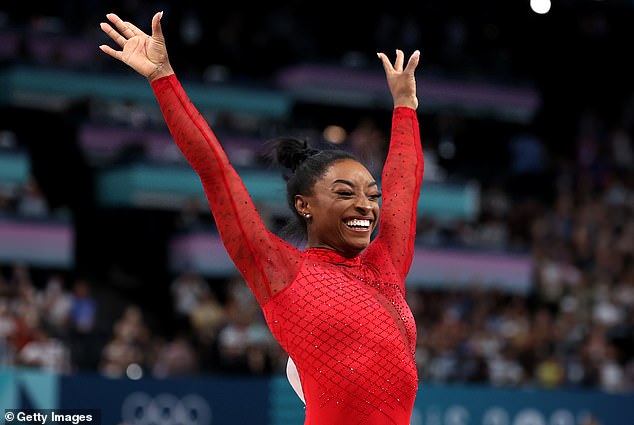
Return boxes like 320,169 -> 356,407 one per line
336,191 -> 354,197
368,192 -> 382,201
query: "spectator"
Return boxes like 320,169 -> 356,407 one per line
98,305 -> 152,378
16,326 -> 71,374
99,332 -> 145,378
188,290 -> 226,368
152,333 -> 199,378
170,270 -> 210,329
0,299 -> 16,366
37,274 -> 72,338
68,278 -> 98,370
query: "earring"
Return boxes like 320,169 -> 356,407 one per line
304,213 -> 311,218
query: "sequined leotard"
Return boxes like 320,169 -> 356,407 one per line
151,74 -> 424,425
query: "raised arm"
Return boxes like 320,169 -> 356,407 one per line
373,50 -> 424,281
99,12 -> 300,304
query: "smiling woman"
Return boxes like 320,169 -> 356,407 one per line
300,159 -> 382,256
266,137 -> 382,256
99,10 -> 423,425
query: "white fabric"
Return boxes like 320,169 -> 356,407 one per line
286,356 -> 305,404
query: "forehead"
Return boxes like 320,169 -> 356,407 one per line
319,159 -> 375,185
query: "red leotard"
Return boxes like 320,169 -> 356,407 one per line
151,74 -> 424,425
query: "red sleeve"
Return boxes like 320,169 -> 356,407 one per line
150,74 -> 300,304
371,107 -> 424,282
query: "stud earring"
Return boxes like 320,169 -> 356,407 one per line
304,213 -> 311,218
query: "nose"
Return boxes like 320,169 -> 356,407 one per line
354,198 -> 372,215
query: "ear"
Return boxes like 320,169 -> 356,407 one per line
294,194 -> 311,217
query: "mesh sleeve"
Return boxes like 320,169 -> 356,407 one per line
151,75 -> 300,304
374,107 -> 424,283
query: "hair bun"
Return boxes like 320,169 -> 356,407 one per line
273,137 -> 319,172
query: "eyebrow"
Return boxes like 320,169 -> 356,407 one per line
332,179 -> 378,189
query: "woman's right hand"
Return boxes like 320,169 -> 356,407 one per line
99,11 -> 174,82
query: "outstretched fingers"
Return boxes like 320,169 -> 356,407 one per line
121,18 -> 151,39
393,49 -> 404,72
98,43 -> 119,60
377,49 -> 412,74
377,51 -> 400,75
98,20 -> 125,62
99,21 -> 126,48
106,13 -> 137,40
377,49 -> 420,109
404,50 -> 421,74
99,13 -> 145,49
151,11 -> 164,39
377,52 -> 391,73
378,50 -> 420,74
98,11 -> 170,79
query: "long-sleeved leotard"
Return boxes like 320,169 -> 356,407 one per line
151,74 -> 424,425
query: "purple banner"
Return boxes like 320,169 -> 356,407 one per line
0,216 -> 74,268
169,232 -> 532,294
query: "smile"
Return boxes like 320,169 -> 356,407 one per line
344,218 -> 372,231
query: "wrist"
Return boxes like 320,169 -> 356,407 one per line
393,95 -> 418,110
147,62 -> 174,82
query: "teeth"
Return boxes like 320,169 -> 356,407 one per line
346,219 -> 370,228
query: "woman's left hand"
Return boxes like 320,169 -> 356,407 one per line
377,49 -> 420,110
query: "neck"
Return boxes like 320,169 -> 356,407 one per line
305,240 -> 362,259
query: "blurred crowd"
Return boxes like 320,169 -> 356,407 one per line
1,167 -> 634,392
0,1 -> 633,397
1,119 -> 633,393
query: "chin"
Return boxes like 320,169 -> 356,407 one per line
342,238 -> 370,256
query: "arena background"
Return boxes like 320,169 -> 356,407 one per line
0,1 -> 633,424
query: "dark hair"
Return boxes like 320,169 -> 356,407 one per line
265,136 -> 357,242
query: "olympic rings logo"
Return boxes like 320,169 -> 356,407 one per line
121,392 -> 213,425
